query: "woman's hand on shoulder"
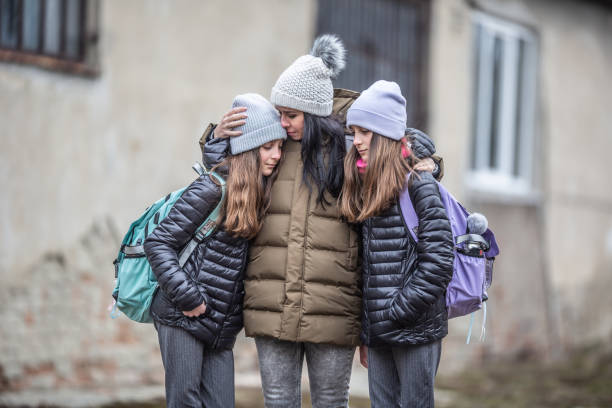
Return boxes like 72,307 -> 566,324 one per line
213,107 -> 248,139
413,157 -> 436,173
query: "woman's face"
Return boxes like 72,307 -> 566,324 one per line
351,126 -> 373,164
259,139 -> 284,176
276,106 -> 304,141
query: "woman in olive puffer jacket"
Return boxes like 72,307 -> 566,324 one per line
202,35 -> 362,408
144,94 -> 286,408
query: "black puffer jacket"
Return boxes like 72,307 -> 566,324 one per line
144,172 -> 248,350
361,172 -> 454,347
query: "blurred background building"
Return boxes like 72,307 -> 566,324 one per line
1,0 -> 611,406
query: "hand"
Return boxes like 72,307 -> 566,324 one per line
182,302 -> 206,317
413,157 -> 436,173
406,128 -> 435,159
213,107 -> 248,139
359,345 -> 368,369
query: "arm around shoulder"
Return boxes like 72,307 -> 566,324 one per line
199,123 -> 231,170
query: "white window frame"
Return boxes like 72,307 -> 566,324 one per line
467,12 -> 538,198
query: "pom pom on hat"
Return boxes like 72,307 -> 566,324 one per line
467,213 -> 488,235
310,34 -> 346,79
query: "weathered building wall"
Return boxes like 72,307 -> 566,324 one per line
536,0 -> 612,348
0,0 -> 316,394
1,0 -> 316,281
429,0 -> 612,371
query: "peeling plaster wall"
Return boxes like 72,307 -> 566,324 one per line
430,0 -> 612,371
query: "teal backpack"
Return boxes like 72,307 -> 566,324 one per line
110,163 -> 226,323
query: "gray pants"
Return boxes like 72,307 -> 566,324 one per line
155,322 -> 235,408
255,336 -> 355,408
368,340 -> 442,408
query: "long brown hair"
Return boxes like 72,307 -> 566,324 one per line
340,133 -> 414,223
212,148 -> 280,239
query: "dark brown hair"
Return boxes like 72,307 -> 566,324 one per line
300,112 -> 346,207
212,148 -> 280,239
340,133 -> 414,223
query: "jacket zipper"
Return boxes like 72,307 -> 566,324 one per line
363,219 -> 370,344
213,240 -> 248,349
297,192 -> 311,340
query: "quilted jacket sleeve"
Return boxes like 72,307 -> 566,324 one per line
143,174 -> 222,312
389,172 -> 454,324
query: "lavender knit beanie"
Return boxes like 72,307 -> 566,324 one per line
346,80 -> 407,140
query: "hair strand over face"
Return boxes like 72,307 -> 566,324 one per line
340,134 -> 414,223
213,149 -> 280,239
300,113 -> 346,207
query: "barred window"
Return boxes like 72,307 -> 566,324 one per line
0,0 -> 99,76
316,0 -> 431,129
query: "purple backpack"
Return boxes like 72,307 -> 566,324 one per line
399,179 -> 499,342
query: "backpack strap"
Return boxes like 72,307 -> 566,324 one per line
177,166 -> 226,267
192,162 -> 206,177
465,302 -> 488,344
398,179 -> 419,242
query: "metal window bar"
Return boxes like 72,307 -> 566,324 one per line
38,0 -> 46,53
0,0 -> 18,48
59,0 -> 66,57
15,0 -> 22,49
78,0 -> 85,60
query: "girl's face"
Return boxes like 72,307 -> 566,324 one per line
259,139 -> 284,176
276,106 -> 304,141
351,126 -> 374,164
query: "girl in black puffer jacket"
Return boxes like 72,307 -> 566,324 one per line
340,81 -> 454,408
144,93 -> 286,408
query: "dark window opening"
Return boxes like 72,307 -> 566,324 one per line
0,0 -> 99,76
316,0 -> 431,130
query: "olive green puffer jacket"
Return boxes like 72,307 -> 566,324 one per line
244,137 -> 362,346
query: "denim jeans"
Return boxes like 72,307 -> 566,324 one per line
255,336 -> 355,408
367,340 -> 442,408
155,322 -> 234,408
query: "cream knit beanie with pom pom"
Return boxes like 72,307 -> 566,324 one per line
270,34 -> 346,117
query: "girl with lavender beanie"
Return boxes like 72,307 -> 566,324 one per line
341,80 -> 455,407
